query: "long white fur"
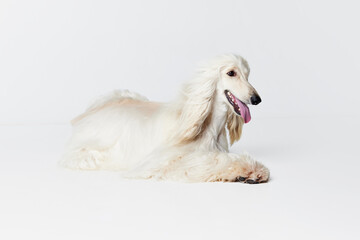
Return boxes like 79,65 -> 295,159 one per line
60,54 -> 269,183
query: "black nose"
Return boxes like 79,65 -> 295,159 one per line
250,95 -> 262,105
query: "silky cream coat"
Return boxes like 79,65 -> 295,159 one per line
60,54 -> 269,183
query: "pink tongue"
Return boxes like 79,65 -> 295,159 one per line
234,97 -> 251,123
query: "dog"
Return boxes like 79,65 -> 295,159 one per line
60,54 -> 269,183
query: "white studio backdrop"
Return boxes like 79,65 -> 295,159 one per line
1,2 -> 360,240
1,0 -> 359,124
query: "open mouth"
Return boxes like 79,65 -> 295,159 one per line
224,90 -> 251,123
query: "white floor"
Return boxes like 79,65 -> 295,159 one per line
1,116 -> 359,240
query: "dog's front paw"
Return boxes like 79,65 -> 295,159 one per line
232,157 -> 270,184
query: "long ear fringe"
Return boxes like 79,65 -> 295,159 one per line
174,70 -> 218,144
226,110 -> 244,145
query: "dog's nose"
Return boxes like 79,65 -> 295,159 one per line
250,95 -> 262,105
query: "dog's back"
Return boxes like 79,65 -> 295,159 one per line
71,90 -> 149,125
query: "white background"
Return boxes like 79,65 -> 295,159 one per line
1,0 -> 360,239
1,0 -> 359,123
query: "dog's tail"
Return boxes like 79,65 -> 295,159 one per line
71,89 -> 148,125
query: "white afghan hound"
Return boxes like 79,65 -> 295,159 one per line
60,54 -> 269,183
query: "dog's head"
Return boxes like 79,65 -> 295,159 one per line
175,54 -> 261,145
216,55 -> 261,124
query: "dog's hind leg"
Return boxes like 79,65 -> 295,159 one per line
59,147 -> 107,170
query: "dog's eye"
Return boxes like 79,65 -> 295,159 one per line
227,71 -> 236,77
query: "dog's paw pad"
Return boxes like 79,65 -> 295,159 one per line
236,177 -> 268,184
245,179 -> 257,184
235,176 -> 247,182
234,176 -> 266,184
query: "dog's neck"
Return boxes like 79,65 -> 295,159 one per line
199,92 -> 229,147
210,96 -> 228,134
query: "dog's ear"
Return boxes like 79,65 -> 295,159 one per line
174,70 -> 217,144
226,109 -> 244,145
